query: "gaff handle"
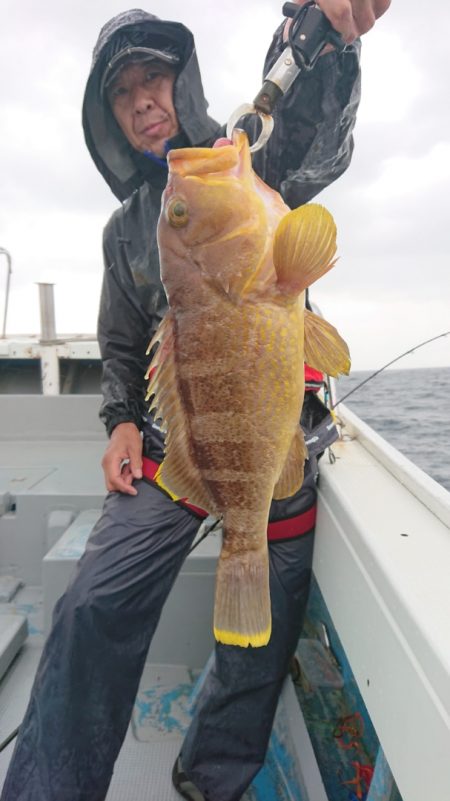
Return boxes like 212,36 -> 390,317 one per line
253,2 -> 346,114
284,1 -> 345,69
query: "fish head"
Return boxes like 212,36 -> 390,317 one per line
157,130 -> 288,304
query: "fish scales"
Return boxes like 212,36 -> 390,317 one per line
172,301 -> 304,563
147,130 -> 350,647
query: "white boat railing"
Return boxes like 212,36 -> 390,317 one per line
315,406 -> 450,801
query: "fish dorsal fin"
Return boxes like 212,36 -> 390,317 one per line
145,313 -> 217,512
272,427 -> 308,500
304,309 -> 351,377
273,204 -> 337,297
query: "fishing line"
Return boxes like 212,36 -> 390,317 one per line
332,331 -> 450,408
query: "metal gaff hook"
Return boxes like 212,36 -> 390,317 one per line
226,103 -> 274,153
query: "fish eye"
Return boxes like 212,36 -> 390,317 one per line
166,197 -> 189,228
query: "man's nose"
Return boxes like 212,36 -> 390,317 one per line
132,85 -> 155,113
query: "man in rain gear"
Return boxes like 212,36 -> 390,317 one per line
1,2 -> 390,800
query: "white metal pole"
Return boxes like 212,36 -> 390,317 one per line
37,282 -> 59,394
0,247 -> 12,339
37,282 -> 57,343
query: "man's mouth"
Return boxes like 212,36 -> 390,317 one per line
140,117 -> 168,136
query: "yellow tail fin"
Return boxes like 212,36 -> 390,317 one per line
214,546 -> 271,648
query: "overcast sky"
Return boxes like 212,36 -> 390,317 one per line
1,0 -> 449,370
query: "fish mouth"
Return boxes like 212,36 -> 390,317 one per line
167,130 -> 249,177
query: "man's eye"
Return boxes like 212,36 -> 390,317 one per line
110,85 -> 127,100
145,70 -> 162,82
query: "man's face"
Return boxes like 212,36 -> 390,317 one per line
107,61 -> 179,156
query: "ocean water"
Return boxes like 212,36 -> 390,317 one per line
335,366 -> 450,492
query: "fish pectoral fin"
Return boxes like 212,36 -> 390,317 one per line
272,427 -> 307,500
145,314 -> 215,512
273,204 -> 337,297
214,546 -> 271,648
304,309 -> 351,377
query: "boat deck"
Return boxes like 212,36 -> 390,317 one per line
1,393 -> 450,800
0,395 -> 318,799
0,585 -> 318,801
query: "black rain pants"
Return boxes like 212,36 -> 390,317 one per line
0,458 -> 316,801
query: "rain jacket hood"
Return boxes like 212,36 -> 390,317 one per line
82,9 -> 220,201
85,11 -> 361,438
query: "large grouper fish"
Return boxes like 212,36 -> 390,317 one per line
146,129 -> 350,648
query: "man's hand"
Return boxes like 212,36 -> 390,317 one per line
284,0 -> 391,44
318,0 -> 390,42
101,422 -> 143,495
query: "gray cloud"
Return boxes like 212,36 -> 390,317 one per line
1,0 -> 449,369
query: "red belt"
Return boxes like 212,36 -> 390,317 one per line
304,364 -> 324,392
142,457 -> 316,541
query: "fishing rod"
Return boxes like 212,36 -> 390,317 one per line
0,725 -> 19,754
332,331 -> 450,408
188,516 -> 222,554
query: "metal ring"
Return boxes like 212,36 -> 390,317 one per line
226,103 -> 274,153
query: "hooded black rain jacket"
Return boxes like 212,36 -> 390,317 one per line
82,9 -> 361,438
